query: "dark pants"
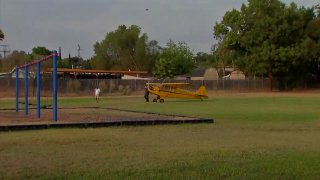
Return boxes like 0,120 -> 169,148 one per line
144,92 -> 149,102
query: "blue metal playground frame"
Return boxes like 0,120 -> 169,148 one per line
15,51 -> 58,122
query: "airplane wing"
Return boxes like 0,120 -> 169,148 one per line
159,83 -> 192,89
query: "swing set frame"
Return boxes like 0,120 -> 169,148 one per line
15,51 -> 58,122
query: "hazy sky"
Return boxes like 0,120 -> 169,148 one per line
0,0 -> 318,59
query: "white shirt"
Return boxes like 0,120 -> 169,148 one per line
95,88 -> 101,96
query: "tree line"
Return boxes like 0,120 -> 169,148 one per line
214,0 -> 320,89
1,0 -> 320,90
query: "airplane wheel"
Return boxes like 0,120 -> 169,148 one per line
160,99 -> 164,103
153,98 -> 157,102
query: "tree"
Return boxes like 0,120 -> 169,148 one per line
91,25 -> 155,71
81,59 -> 92,69
0,29 -> 4,41
315,4 -> 320,18
211,40 -> 235,77
29,46 -> 53,70
214,0 -> 317,90
32,46 -> 51,56
146,40 -> 162,71
0,51 -> 30,72
194,52 -> 215,67
153,40 -> 195,79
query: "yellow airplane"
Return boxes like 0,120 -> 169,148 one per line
146,82 -> 208,102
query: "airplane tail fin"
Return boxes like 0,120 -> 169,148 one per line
195,86 -> 208,99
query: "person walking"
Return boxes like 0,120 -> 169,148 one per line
144,85 -> 149,102
94,87 -> 101,103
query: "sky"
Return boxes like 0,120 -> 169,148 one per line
0,0 -> 318,59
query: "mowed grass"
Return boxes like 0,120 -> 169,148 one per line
1,93 -> 320,179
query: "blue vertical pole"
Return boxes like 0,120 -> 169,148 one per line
25,65 -> 29,116
37,62 -> 41,119
53,51 -> 58,122
15,66 -> 19,113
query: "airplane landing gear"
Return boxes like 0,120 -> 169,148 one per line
153,95 -> 162,102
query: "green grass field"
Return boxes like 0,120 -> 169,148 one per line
1,93 -> 320,179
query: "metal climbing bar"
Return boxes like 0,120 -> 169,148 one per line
37,62 -> 41,119
17,54 -> 54,69
15,52 -> 58,122
24,65 -> 28,115
53,51 -> 58,122
15,65 -> 19,113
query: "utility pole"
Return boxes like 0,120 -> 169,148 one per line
77,44 -> 82,58
0,45 -> 10,57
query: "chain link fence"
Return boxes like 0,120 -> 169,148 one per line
0,77 -> 275,97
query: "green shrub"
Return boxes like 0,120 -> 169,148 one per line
118,85 -> 124,95
118,85 -> 131,95
108,80 -> 116,93
99,81 -> 108,93
124,85 -> 131,95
